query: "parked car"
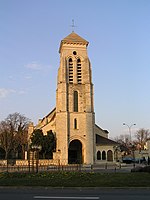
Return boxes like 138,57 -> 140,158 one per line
134,157 -> 147,164
122,157 -> 134,164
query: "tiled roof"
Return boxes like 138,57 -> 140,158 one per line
96,134 -> 119,146
61,32 -> 89,45
95,124 -> 109,134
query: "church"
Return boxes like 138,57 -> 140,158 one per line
28,31 -> 118,165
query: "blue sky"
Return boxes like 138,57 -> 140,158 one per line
0,0 -> 150,138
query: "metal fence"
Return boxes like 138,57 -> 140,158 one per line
0,159 -> 130,173
0,159 -> 93,173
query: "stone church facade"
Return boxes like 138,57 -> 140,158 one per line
28,32 -> 118,165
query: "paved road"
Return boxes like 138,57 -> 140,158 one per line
0,188 -> 150,200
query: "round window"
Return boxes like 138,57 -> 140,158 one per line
73,51 -> 77,55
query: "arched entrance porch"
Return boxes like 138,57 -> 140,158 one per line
68,140 -> 82,164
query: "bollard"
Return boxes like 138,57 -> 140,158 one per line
119,162 -> 121,169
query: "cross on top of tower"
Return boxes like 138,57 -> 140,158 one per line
70,19 -> 76,32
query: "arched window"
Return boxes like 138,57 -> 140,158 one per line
77,58 -> 82,84
107,150 -> 113,161
74,118 -> 77,129
102,151 -> 106,160
74,91 -> 78,112
69,58 -> 73,83
97,151 -> 101,160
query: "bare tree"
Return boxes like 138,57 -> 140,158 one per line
134,128 -> 150,150
114,134 -> 130,147
114,134 -> 132,155
0,120 -> 14,159
0,113 -> 30,159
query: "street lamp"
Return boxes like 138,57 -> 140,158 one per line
123,123 -> 136,142
30,145 -> 42,173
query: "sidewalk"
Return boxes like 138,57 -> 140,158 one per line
91,163 -> 146,173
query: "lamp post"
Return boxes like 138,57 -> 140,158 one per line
123,123 -> 136,168
123,123 -> 136,142
30,145 -> 42,173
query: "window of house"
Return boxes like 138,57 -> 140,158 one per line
74,91 -> 78,112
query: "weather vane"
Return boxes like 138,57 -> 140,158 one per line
70,19 -> 77,32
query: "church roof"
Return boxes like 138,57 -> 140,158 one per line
62,32 -> 88,44
96,134 -> 119,146
39,107 -> 56,123
95,124 -> 109,134
59,32 -> 89,52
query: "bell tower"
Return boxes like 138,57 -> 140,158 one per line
55,32 -> 95,164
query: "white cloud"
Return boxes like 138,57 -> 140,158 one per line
25,61 -> 52,71
24,75 -> 32,80
25,61 -> 41,70
0,88 -> 27,99
18,90 -> 26,95
0,88 -> 15,98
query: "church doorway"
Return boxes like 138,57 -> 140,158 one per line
68,140 -> 82,164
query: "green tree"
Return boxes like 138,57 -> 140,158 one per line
42,130 -> 56,158
30,129 -> 44,147
30,129 -> 56,159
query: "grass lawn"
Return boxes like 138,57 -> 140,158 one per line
0,171 -> 150,187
